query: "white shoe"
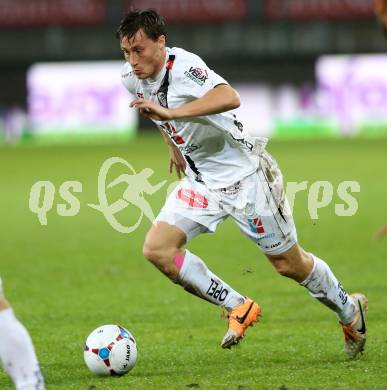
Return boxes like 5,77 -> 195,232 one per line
340,293 -> 368,358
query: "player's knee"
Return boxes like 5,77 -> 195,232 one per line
272,259 -> 294,278
266,251 -> 296,277
267,248 -> 312,281
142,241 -> 179,279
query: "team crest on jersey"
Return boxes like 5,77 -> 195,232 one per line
137,92 -> 144,99
184,67 -> 208,86
157,91 -> 168,108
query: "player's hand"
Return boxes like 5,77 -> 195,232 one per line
168,145 -> 186,179
375,0 -> 387,14
130,99 -> 174,121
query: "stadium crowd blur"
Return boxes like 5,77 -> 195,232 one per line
0,0 -> 386,142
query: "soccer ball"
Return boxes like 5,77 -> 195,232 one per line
84,324 -> 137,376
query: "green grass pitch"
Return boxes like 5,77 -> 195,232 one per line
0,135 -> 386,389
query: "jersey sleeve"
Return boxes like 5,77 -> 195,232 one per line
172,50 -> 228,99
120,63 -> 138,95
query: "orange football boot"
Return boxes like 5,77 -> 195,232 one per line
221,297 -> 261,349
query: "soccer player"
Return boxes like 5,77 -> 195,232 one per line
0,277 -> 45,389
117,9 -> 368,358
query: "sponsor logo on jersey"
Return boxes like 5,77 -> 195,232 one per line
248,218 -> 265,234
248,219 -> 275,240
220,181 -> 241,195
260,233 -> 275,239
184,66 -> 208,86
157,91 -> 168,108
121,71 -> 131,78
181,143 -> 199,154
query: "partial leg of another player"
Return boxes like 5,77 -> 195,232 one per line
0,278 -> 45,390
143,218 -> 261,349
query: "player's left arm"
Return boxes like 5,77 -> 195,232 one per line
130,84 -> 240,121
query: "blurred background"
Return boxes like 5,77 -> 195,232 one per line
1,0 -> 387,144
1,4 -> 386,388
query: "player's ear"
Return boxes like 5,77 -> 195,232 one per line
158,35 -> 166,49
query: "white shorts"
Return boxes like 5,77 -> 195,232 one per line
155,151 -> 297,255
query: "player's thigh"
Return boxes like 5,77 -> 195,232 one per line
153,176 -> 227,244
236,209 -> 298,256
232,151 -> 298,256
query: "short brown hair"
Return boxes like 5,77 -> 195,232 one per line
116,9 -> 167,42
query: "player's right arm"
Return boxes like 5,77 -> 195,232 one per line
121,64 -> 186,179
158,127 -> 186,179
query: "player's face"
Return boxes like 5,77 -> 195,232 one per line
120,29 -> 166,80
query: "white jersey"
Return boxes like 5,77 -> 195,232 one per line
121,47 -> 267,189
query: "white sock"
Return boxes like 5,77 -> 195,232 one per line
174,250 -> 245,310
300,254 -> 356,324
0,308 -> 45,390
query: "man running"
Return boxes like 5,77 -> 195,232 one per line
117,9 -> 367,358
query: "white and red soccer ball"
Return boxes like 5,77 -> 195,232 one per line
84,324 -> 137,376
